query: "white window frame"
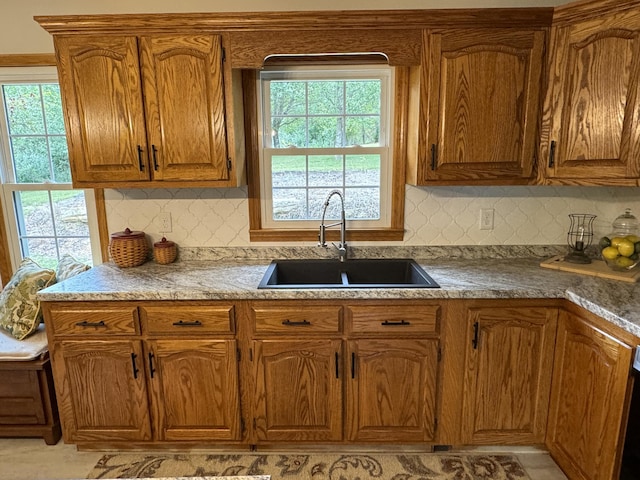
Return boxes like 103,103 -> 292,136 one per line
257,65 -> 394,230
0,66 -> 101,271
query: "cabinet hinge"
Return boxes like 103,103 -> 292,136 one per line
227,158 -> 232,171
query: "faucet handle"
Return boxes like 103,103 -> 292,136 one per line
318,224 -> 326,247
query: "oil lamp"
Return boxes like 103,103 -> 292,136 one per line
565,214 -> 596,264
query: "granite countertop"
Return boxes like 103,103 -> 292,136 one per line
38,246 -> 640,338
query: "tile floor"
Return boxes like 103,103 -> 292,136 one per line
0,438 -> 568,480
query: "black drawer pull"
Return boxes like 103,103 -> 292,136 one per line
148,352 -> 156,378
137,145 -> 145,171
131,353 -> 139,379
76,320 -> 106,328
282,319 -> 311,326
381,320 -> 411,326
172,320 -> 203,327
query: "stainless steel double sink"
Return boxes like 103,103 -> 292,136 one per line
258,258 -> 440,289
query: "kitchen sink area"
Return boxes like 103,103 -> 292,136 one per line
257,258 -> 440,289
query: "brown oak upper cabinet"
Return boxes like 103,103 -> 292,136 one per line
540,3 -> 640,185
55,34 -> 244,188
408,29 -> 545,185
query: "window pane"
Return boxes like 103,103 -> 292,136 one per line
3,85 -> 45,135
308,116 -> 343,148
272,117 -> 306,148
345,155 -> 380,186
21,237 -> 58,269
308,81 -> 343,115
51,190 -> 89,236
308,155 -> 343,187
10,136 -> 50,182
272,188 -> 307,221
58,237 -> 92,266
310,188 -> 340,220
346,116 -> 380,146
50,136 -> 71,183
272,155 -> 306,188
14,191 -> 54,236
345,187 -> 380,220
346,80 -> 380,114
270,81 -> 306,115
42,84 -> 65,134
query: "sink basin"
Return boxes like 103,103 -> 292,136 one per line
258,258 -> 440,289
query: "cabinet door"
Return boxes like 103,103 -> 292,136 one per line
146,339 -> 240,441
542,8 -> 640,181
461,307 -> 557,444
51,340 -> 151,442
547,309 -> 634,480
346,339 -> 438,442
139,35 -> 229,181
54,35 -> 149,184
253,339 -> 342,442
419,29 -> 544,182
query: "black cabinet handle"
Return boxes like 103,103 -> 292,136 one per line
351,352 -> 356,379
75,320 -> 106,328
282,319 -> 311,326
137,145 -> 145,171
472,321 -> 480,349
548,140 -> 556,168
131,353 -> 139,379
172,320 -> 203,327
152,144 -> 159,171
430,144 -> 437,170
335,352 -> 339,379
381,320 -> 411,326
148,352 -> 156,378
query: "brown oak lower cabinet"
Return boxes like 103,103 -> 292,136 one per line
43,301 -> 241,444
249,301 -> 441,444
461,305 -> 558,444
546,305 -> 636,480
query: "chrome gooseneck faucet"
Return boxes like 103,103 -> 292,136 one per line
318,189 -> 347,262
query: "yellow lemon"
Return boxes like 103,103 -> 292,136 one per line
616,256 -> 635,268
602,246 -> 620,260
610,236 -> 625,247
618,239 -> 636,257
626,234 -> 640,243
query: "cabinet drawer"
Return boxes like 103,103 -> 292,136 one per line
140,305 -> 235,335
48,306 -> 139,336
252,305 -> 342,334
348,305 -> 439,334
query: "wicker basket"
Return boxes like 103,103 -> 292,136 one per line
154,237 -> 177,265
109,228 -> 149,268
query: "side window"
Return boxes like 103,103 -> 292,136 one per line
258,65 -> 393,230
0,67 -> 101,270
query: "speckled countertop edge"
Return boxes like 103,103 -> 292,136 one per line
38,245 -> 640,339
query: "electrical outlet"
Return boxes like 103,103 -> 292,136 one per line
157,212 -> 172,233
480,208 -> 494,230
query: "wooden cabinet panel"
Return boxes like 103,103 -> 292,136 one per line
147,339 -> 240,441
251,304 -> 342,334
139,35 -> 229,182
55,35 -> 149,184
547,309 -> 634,480
346,338 -> 439,442
51,340 -> 151,442
541,8 -> 640,183
461,307 -> 557,444
412,29 -> 544,183
54,34 -> 240,187
347,304 -> 439,334
253,339 -> 343,442
48,305 -> 139,336
141,304 -> 235,335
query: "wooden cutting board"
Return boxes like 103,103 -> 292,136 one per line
540,255 -> 640,283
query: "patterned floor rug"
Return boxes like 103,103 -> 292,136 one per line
87,453 -> 531,479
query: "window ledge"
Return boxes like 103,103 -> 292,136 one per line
249,228 -> 404,242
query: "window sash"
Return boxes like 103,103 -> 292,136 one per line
258,65 -> 393,230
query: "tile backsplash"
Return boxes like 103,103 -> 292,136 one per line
105,185 -> 640,247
